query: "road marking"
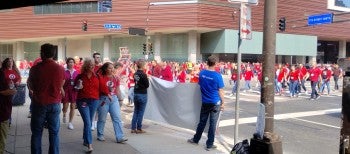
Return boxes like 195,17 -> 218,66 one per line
219,108 -> 341,127
291,118 -> 340,129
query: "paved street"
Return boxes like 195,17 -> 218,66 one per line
217,75 -> 342,154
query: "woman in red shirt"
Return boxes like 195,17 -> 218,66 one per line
177,66 -> 187,83
75,58 -> 100,152
287,65 -> 299,97
96,62 -> 128,144
62,58 -> 79,130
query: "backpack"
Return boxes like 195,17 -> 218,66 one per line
231,139 -> 250,154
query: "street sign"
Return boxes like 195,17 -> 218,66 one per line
103,23 -> 122,29
240,4 -> 252,40
228,0 -> 258,5
308,13 -> 333,26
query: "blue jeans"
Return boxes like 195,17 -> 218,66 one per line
320,79 -> 330,94
131,93 -> 147,130
310,81 -> 319,99
76,98 -> 100,145
192,103 -> 220,148
244,80 -> 251,90
128,87 -> 134,104
232,80 -> 237,93
97,95 -> 125,141
289,80 -> 298,96
31,103 -> 61,154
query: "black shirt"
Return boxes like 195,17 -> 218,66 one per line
134,70 -> 149,94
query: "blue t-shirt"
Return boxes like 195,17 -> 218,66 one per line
198,69 -> 224,105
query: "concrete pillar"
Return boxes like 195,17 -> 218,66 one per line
310,56 -> 317,63
14,42 -> 24,62
188,31 -> 199,63
339,40 -> 347,59
57,38 -> 66,61
154,33 -> 161,62
103,35 -> 112,61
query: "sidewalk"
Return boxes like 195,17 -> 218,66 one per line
5,102 -> 228,154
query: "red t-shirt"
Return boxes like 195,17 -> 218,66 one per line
277,69 -> 285,82
28,59 -> 65,105
308,67 -> 321,82
74,63 -> 82,74
0,70 -> 13,122
244,70 -> 254,81
321,69 -> 332,81
289,71 -> 299,81
3,69 -> 21,85
76,73 -> 100,100
161,65 -> 173,82
99,75 -> 120,96
231,72 -> 238,81
190,73 -> 199,83
178,70 -> 186,83
257,71 -> 262,82
128,72 -> 135,88
152,65 -> 162,78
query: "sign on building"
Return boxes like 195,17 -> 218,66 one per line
228,0 -> 258,5
240,4 -> 252,40
308,13 -> 333,26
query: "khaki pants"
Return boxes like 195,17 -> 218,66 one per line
0,120 -> 9,154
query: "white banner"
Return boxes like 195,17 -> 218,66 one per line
144,77 -> 202,130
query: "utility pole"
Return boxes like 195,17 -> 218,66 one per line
338,58 -> 350,154
249,0 -> 283,153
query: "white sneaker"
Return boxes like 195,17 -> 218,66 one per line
305,91 -> 308,95
68,123 -> 74,130
229,93 -> 234,96
91,126 -> 95,131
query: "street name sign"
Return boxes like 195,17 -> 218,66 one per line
240,3 -> 252,40
308,13 -> 333,26
104,23 -> 122,29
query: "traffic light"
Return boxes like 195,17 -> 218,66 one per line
142,43 -> 147,52
278,17 -> 286,32
82,20 -> 88,31
149,43 -> 153,51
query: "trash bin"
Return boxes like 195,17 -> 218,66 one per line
12,83 -> 26,106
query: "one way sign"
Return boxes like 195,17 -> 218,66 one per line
240,4 -> 252,40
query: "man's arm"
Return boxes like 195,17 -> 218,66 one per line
219,88 -> 225,110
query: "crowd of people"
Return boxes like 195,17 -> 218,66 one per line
0,45 -> 345,153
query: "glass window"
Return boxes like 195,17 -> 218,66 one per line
34,1 -> 110,14
33,6 -> 43,14
72,3 -> 82,13
82,2 -> 93,13
61,3 -> 72,13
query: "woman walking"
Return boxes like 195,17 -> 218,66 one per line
62,57 -> 79,130
131,60 -> 149,134
75,58 -> 100,152
96,62 -> 128,143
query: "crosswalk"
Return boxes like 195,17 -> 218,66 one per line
224,89 -> 342,102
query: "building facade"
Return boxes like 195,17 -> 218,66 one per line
0,0 -> 349,64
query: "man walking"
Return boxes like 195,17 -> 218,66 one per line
305,62 -> 322,101
187,55 -> 225,150
28,43 -> 65,154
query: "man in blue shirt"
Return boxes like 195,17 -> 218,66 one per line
188,55 -> 225,150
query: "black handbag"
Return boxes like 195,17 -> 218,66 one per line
231,139 -> 250,154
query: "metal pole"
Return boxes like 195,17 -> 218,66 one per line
234,4 -> 242,145
340,70 -> 350,154
250,0 -> 282,152
261,0 -> 277,133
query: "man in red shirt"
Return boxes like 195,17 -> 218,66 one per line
319,66 -> 332,95
160,62 -> 173,82
151,60 -> 162,78
298,63 -> 308,94
93,53 -> 102,73
244,66 -> 254,92
28,43 -> 65,154
305,62 -> 322,100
